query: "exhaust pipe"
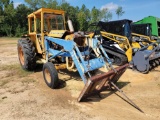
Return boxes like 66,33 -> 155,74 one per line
67,18 -> 74,33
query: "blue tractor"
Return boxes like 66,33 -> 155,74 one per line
17,8 -> 128,102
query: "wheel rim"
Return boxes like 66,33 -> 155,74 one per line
18,46 -> 25,65
44,68 -> 51,84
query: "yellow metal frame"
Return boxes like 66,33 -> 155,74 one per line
132,32 -> 156,43
100,31 -> 133,62
27,8 -> 66,56
132,32 -> 157,50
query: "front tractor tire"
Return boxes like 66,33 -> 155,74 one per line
43,62 -> 59,89
17,39 -> 36,71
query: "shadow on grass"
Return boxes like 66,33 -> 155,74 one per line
56,79 -> 67,89
34,63 -> 44,72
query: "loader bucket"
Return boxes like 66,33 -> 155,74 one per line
78,64 -> 128,102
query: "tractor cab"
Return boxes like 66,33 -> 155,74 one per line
27,8 -> 86,58
27,8 -> 66,55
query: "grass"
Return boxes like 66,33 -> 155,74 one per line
0,37 -> 20,41
0,42 -> 17,46
21,78 -> 36,84
0,64 -> 33,78
0,37 -> 18,46
0,64 -> 36,88
0,80 -> 10,87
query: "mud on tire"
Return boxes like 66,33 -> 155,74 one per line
17,39 -> 36,71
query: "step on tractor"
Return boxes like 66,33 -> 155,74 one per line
17,8 -> 130,102
88,20 -> 160,73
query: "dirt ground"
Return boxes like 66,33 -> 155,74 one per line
0,37 -> 160,120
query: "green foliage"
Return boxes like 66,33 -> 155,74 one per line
0,0 -> 125,37
15,25 -> 26,37
25,0 -> 39,10
106,11 -> 112,21
77,4 -> 90,31
115,6 -> 125,19
0,1 -> 32,37
25,0 -> 59,10
15,4 -> 32,36
99,8 -> 112,22
2,1 -> 15,36
46,0 -> 58,9
91,6 -> 100,23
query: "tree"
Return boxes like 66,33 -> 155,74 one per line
0,1 -> 3,15
15,4 -> 32,36
77,4 -> 90,31
0,0 -> 116,37
45,0 -> 58,9
0,0 -> 10,36
90,6 -> 100,23
100,8 -> 112,22
0,0 -> 10,8
105,11 -> 112,21
2,1 -> 16,36
115,6 -> 125,19
25,0 -> 59,10
60,2 -> 79,31
25,0 -> 40,10
0,0 -> 33,37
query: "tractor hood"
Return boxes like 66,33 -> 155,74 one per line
48,30 -> 67,38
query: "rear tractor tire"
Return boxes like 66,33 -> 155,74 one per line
17,39 -> 36,71
43,62 -> 59,89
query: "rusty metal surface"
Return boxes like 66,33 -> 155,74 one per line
78,63 -> 128,102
